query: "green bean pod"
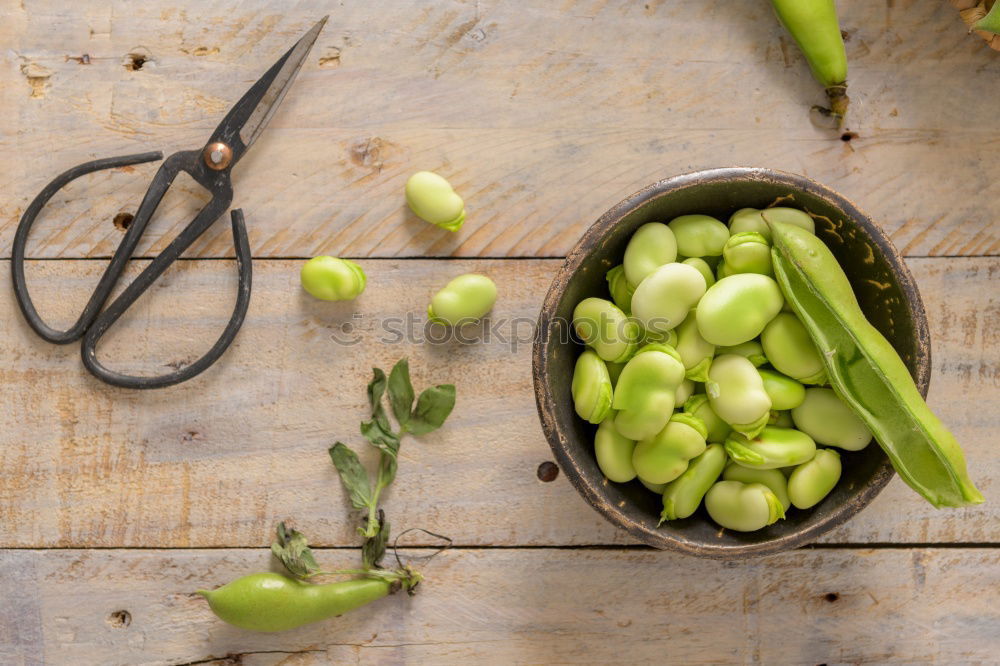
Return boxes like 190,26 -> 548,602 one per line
791,388 -> 872,451
198,573 -> 391,632
594,418 -> 637,483
787,448 -> 842,509
761,312 -> 827,384
605,265 -> 635,314
769,0 -> 849,121
572,350 -> 613,424
683,394 -> 732,443
675,310 -> 716,382
725,426 -> 817,470
770,220 -> 984,508
632,413 -> 708,485
623,222 -> 677,285
572,297 -> 640,363
611,343 -> 685,440
659,443 -> 727,522
705,354 -> 772,438
723,462 -> 791,510
974,1 -> 1000,33
705,480 -> 785,532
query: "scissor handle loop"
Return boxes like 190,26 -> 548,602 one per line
10,152 -> 164,343
81,210 -> 252,389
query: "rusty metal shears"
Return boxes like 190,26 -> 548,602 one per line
11,17 -> 327,389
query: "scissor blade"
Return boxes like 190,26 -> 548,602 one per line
209,16 -> 327,163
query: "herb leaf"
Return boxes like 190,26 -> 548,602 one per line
388,358 -> 415,428
367,368 -> 391,432
362,513 -> 390,569
328,443 -> 373,510
406,384 -> 456,435
271,522 -> 320,578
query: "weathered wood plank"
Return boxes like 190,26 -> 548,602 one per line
0,257 -> 995,548
1,0 -> 997,259
0,547 -> 997,665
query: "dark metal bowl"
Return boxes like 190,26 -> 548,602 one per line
532,167 -> 931,558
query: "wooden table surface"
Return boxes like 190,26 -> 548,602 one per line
2,1 -> 998,663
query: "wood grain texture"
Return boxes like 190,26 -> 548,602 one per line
1,0 -> 997,259
0,547 -> 997,665
1,257 -> 995,548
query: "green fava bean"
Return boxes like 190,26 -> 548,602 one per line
791,388 -> 872,451
667,214 -> 730,258
758,369 -> 806,410
683,394 -> 732,443
717,340 -> 767,367
705,480 -> 785,532
696,274 -> 784,346
728,208 -> 771,242
300,256 -> 367,301
769,410 -> 795,428
760,312 -> 827,384
605,265 -> 635,314
722,232 -> 773,276
632,413 -> 708,485
659,443 -> 727,522
631,262 -> 707,335
572,297 -> 640,363
640,326 -> 678,349
572,350 -> 613,424
623,222 -> 677,285
723,462 -> 791,510
675,378 -> 695,405
612,344 -> 685,441
715,258 -> 734,281
198,573 -> 391,632
641,478 -> 668,494
761,207 -> 815,235
787,448 -> 842,509
725,426 -> 817,470
705,354 -> 772,438
682,257 -> 716,288
405,171 -> 466,231
428,274 -> 497,326
675,310 -> 716,382
595,418 -> 637,482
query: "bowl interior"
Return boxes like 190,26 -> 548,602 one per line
534,167 -> 930,558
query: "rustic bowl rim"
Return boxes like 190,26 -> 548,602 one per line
532,166 -> 931,559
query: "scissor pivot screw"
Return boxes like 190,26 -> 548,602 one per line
203,142 -> 233,170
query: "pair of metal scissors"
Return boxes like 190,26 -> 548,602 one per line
11,17 -> 328,389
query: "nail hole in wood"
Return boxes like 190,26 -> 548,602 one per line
108,610 -> 131,628
113,212 -> 134,231
824,592 -> 839,602
125,54 -> 147,71
840,131 -> 859,143
537,461 -> 559,482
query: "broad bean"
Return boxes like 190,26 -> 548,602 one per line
760,207 -> 815,234
612,343 -> 685,440
641,478 -> 668,494
572,350 -> 613,424
769,410 -> 795,428
787,448 -> 842,509
300,256 -> 367,301
623,222 -> 677,285
758,369 -> 806,410
728,207 -> 771,241
696,274 -> 784,346
405,171 -> 466,231
605,265 -> 635,314
631,262 -> 707,335
428,274 -> 497,326
722,231 -> 773,276
791,388 -> 872,451
723,462 -> 791,510
717,340 -> 768,367
760,312 -> 827,384
675,378 -> 695,405
715,258 -> 734,280
705,480 -> 785,532
594,419 -> 636,482
682,257 -> 716,288
632,413 -> 708,484
683,394 -> 732,443
725,426 -> 817,469
668,214 -> 730,258
572,297 -> 640,363
675,310 -> 715,382
705,354 -> 772,438
659,443 -> 727,522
